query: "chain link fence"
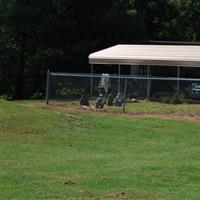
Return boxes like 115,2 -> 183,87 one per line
46,72 -> 200,107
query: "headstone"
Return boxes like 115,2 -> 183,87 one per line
101,74 -> 110,94
80,94 -> 90,106
96,94 -> 104,109
113,93 -> 123,107
107,93 -> 113,106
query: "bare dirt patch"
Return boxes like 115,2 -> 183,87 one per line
106,190 -> 133,199
25,102 -> 200,123
64,180 -> 77,185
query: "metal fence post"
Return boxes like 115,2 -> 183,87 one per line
45,70 -> 50,104
90,64 -> 93,98
177,66 -> 180,95
123,78 -> 128,113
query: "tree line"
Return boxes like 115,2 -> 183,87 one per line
0,0 -> 199,99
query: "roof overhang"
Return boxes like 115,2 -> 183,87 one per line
89,45 -> 200,67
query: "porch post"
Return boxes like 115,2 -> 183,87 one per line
118,64 -> 121,93
177,66 -> 180,94
147,65 -> 151,99
90,64 -> 93,98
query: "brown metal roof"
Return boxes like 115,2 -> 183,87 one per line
89,45 -> 200,67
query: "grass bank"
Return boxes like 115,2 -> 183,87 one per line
0,100 -> 200,199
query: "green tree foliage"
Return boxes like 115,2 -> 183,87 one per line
0,0 -> 199,99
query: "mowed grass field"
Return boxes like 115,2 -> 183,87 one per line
0,100 -> 200,200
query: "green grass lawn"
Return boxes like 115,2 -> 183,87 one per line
0,100 -> 200,200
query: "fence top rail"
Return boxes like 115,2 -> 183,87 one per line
49,72 -> 200,81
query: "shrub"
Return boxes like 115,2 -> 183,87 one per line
170,94 -> 182,104
30,90 -> 44,100
160,96 -> 171,104
56,87 -> 86,98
